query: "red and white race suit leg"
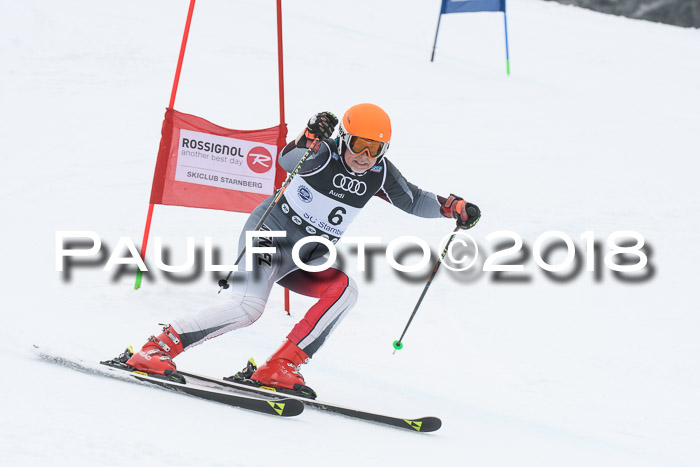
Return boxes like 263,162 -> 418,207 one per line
278,268 -> 358,357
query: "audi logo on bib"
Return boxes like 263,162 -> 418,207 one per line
333,174 -> 367,195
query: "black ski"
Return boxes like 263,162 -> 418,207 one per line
179,370 -> 442,433
102,361 -> 304,417
34,347 -> 303,417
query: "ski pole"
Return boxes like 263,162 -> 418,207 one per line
218,137 -> 320,293
392,225 -> 461,353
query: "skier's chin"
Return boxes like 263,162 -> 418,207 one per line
351,162 -> 370,173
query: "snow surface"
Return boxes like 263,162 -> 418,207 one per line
2,0 -> 700,466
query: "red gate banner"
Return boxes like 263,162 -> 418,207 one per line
149,108 -> 288,213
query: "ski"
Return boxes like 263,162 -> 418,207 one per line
178,369 -> 442,433
34,347 -> 303,418
34,346 -> 439,430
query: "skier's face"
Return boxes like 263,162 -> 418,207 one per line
343,147 -> 373,174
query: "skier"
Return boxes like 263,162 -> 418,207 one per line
122,103 -> 481,398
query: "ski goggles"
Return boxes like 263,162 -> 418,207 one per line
344,134 -> 388,158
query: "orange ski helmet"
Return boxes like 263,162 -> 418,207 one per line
338,103 -> 391,162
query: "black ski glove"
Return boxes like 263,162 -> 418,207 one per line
305,111 -> 338,140
439,194 -> 481,230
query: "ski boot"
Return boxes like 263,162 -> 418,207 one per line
227,340 -> 317,399
115,325 -> 186,383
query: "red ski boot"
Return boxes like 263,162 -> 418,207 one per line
250,340 -> 317,399
126,325 -> 184,377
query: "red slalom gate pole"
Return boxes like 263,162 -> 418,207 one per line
276,0 -> 286,127
134,0 -> 197,290
168,0 -> 197,110
276,0 -> 292,313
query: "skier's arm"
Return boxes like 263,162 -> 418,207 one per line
278,112 -> 338,173
378,159 -> 481,228
279,139 -> 333,173
376,159 -> 444,218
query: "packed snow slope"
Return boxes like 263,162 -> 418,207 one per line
2,0 -> 699,466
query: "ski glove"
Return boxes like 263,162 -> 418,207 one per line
305,111 -> 338,140
439,194 -> 481,230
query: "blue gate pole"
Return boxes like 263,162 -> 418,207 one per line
430,8 -> 444,62
504,10 -> 510,75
